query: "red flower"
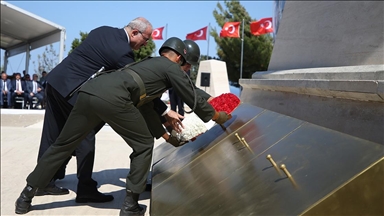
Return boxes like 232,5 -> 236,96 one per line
209,93 -> 240,114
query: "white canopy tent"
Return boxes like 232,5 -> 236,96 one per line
1,1 -> 66,74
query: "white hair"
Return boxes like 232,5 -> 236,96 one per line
127,17 -> 151,33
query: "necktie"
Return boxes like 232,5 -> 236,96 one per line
2,81 -> 5,90
16,81 -> 20,91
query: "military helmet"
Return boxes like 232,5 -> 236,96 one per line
183,40 -> 200,65
159,37 -> 187,66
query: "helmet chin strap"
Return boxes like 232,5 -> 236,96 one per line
176,55 -> 184,66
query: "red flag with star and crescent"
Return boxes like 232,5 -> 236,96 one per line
152,26 -> 164,40
186,26 -> 208,41
220,22 -> 241,38
250,17 -> 274,36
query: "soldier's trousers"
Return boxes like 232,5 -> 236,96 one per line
26,92 -> 154,194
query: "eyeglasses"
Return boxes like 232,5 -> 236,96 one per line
138,30 -> 149,42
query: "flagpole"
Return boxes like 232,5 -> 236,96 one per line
165,23 -> 168,40
240,19 -> 245,79
207,23 -> 210,60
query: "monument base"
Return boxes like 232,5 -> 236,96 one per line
240,64 -> 384,144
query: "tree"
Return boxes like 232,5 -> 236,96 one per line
133,39 -> 156,61
68,31 -> 156,62
33,44 -> 59,76
68,31 -> 89,54
212,0 -> 273,82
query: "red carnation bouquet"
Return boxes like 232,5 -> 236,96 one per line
171,93 -> 240,143
209,93 -> 240,114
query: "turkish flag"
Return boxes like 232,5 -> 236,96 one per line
220,22 -> 241,38
152,26 -> 164,40
186,26 -> 208,41
250,17 -> 274,36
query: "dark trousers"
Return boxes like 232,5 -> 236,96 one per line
11,92 -> 28,108
27,92 -> 44,108
37,84 -> 104,194
169,88 -> 184,116
28,92 -> 154,194
1,91 -> 11,107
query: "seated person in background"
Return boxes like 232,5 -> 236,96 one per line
1,71 -> 12,108
10,73 -> 28,109
39,71 -> 48,88
23,74 -> 31,82
26,74 -> 44,109
39,71 -> 48,108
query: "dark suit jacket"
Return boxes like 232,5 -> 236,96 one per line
47,26 -> 135,102
26,80 -> 44,94
0,79 -> 12,92
11,79 -> 28,93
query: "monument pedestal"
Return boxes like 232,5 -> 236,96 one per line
195,59 -> 230,97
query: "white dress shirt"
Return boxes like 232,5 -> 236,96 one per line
33,81 -> 38,93
15,80 -> 23,92
2,80 -> 7,91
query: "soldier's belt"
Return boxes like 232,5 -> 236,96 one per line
124,69 -> 163,107
125,69 -> 146,101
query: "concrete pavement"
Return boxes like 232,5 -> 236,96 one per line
1,108 -> 167,216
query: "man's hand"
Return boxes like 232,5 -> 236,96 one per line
165,110 -> 185,133
167,135 -> 188,147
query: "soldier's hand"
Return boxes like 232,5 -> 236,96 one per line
165,110 -> 185,133
213,111 -> 231,125
167,135 -> 188,147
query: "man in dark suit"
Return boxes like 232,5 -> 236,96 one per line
169,87 -> 184,115
15,37 -> 231,216
26,74 -> 44,109
39,71 -> 47,88
39,71 -> 48,108
10,73 -> 28,109
1,72 -> 12,108
34,17 -> 154,203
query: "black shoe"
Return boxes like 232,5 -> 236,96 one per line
15,185 -> 37,214
120,190 -> 145,216
35,182 -> 69,196
76,190 -> 114,203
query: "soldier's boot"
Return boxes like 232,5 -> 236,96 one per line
15,185 -> 37,214
119,190 -> 146,216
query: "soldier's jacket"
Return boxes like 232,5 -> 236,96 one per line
79,56 -> 216,137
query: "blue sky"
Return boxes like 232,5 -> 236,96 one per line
1,1 -> 273,75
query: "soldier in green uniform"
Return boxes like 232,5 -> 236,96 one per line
15,37 -> 230,216
146,39 -> 213,144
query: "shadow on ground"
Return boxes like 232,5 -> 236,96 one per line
30,168 -> 151,212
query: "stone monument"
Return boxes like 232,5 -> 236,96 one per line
195,59 -> 230,97
241,1 -> 384,144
